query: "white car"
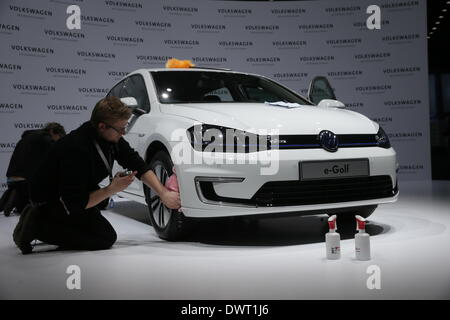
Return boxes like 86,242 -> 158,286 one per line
106,68 -> 398,240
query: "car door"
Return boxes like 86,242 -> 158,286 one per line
109,74 -> 151,195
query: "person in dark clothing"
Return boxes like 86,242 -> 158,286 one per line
13,97 -> 181,254
0,123 -> 66,216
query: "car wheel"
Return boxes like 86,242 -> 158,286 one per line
144,151 -> 188,241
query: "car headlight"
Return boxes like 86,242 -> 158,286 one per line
375,126 -> 391,149
187,124 -> 270,153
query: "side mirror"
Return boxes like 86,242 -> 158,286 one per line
132,107 -> 146,116
120,97 -> 138,107
120,97 -> 146,116
317,99 -> 345,109
307,76 -> 336,105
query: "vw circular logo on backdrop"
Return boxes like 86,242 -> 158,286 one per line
318,130 -> 339,152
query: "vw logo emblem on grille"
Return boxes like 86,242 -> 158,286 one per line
318,130 -> 339,152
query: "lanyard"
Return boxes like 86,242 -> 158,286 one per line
94,140 -> 113,182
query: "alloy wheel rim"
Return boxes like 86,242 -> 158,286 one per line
150,164 -> 171,228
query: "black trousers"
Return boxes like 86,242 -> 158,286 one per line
36,201 -> 117,251
0,180 -> 29,214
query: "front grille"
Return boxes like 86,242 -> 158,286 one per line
253,176 -> 396,206
275,134 -> 378,149
198,175 -> 397,207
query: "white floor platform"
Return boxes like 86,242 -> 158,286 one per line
1,180 -> 449,300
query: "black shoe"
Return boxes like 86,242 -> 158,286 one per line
13,205 -> 40,254
13,205 -> 30,237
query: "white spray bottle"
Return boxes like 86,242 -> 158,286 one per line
355,215 -> 371,261
326,215 -> 341,260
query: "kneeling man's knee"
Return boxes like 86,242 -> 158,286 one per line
102,228 -> 117,249
93,228 -> 117,250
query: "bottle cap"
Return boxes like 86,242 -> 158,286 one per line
355,215 -> 366,230
328,215 -> 337,230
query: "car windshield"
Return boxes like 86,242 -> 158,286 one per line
150,70 -> 312,105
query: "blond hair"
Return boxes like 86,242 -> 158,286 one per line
90,97 -> 132,127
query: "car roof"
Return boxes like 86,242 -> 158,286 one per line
142,67 -> 231,72
129,67 -> 261,77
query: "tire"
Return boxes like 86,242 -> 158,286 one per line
144,151 -> 188,241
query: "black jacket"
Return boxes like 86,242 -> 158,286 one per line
6,129 -> 54,179
29,121 -> 150,215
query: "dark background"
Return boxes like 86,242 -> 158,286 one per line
427,0 -> 450,180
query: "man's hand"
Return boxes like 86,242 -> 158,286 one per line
141,170 -> 182,210
86,171 -> 137,210
160,188 -> 181,210
108,171 -> 137,194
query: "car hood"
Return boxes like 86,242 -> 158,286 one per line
160,102 -> 378,134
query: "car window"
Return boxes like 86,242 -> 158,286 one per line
107,80 -> 125,98
122,75 -> 151,112
204,88 -> 234,102
242,85 -> 280,102
151,71 -> 312,105
308,76 -> 336,105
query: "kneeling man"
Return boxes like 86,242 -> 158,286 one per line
13,97 -> 180,254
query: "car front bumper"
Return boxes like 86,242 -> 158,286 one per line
172,143 -> 398,218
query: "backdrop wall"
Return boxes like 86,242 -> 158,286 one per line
0,0 -> 430,195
